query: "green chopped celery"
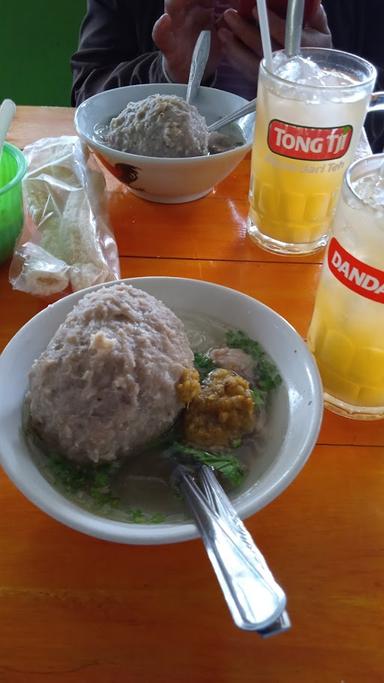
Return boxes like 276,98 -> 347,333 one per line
170,442 -> 245,488
193,352 -> 217,380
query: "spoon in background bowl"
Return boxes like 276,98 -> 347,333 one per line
0,99 -> 16,162
185,30 -> 255,144
207,97 -> 256,133
186,30 -> 211,105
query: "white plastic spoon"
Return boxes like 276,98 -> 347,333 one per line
0,99 -> 16,160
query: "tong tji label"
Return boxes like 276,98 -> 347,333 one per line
328,237 -> 384,304
268,120 -> 353,161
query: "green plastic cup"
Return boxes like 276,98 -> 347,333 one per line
0,142 -> 27,264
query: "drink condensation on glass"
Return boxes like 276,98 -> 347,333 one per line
248,48 -> 383,255
308,154 -> 384,419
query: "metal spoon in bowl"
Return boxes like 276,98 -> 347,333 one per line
186,30 -> 211,105
174,463 -> 290,635
207,98 -> 256,133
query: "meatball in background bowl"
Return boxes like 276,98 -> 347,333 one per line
0,278 -> 323,545
74,84 -> 254,204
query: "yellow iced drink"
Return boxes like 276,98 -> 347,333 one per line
250,102 -> 354,245
248,49 -> 375,255
308,277 -> 384,408
307,155 -> 384,418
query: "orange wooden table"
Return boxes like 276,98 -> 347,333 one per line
1,107 -> 383,683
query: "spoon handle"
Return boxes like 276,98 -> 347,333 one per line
284,0 -> 305,58
186,31 -> 211,105
0,99 -> 16,157
175,465 -> 288,633
207,98 -> 256,133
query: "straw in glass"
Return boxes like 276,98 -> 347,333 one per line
256,0 -> 273,71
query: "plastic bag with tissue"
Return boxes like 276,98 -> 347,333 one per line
9,136 -> 120,296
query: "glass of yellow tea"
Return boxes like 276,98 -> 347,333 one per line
308,153 -> 384,419
248,48 -> 384,255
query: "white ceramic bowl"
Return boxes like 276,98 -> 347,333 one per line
0,277 -> 323,545
74,83 -> 254,203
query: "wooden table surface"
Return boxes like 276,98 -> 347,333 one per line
1,106 -> 383,683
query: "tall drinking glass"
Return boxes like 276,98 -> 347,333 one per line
308,154 -> 384,420
248,48 -> 384,255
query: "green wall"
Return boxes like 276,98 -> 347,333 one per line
1,1 -> 86,106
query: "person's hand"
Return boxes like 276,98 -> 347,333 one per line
216,3 -> 332,85
267,3 -> 332,49
216,9 -> 263,86
152,0 -> 222,83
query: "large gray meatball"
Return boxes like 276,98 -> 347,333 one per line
106,94 -> 209,158
28,283 -> 194,464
